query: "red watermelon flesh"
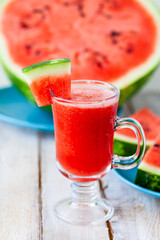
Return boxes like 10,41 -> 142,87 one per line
143,137 -> 160,168
116,108 -> 160,143
30,74 -> 71,107
1,0 -> 157,82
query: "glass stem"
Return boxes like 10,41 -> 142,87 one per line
71,181 -> 100,204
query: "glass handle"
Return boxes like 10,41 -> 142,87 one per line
112,117 -> 145,169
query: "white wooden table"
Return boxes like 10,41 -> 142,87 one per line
0,62 -> 160,240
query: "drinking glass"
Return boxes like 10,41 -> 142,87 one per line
51,80 -> 145,225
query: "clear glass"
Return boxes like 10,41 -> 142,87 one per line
51,80 -> 145,225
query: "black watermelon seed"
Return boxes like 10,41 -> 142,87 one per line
126,48 -> 133,54
112,39 -> 118,44
84,48 -> 89,52
44,5 -> 50,10
110,31 -> 121,37
96,61 -> 103,68
77,4 -> 83,10
77,2 -> 85,17
33,9 -> 42,13
35,50 -> 41,55
154,144 -> 160,147
80,13 -> 85,17
143,127 -> 150,132
20,22 -> 29,28
126,43 -> 134,54
94,51 -> 100,56
25,45 -> 31,50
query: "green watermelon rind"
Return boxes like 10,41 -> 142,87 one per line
118,69 -> 156,105
2,63 -> 34,102
22,58 -> 71,84
135,154 -> 160,192
22,58 -> 71,74
135,168 -> 160,192
114,134 -> 152,157
113,138 -> 147,157
0,0 -> 160,106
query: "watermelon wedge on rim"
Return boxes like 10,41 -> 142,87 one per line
0,0 -> 160,107
22,58 -> 71,107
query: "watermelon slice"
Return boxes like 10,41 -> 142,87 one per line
114,108 -> 160,156
0,0 -> 160,106
22,58 -> 71,107
135,136 -> 160,192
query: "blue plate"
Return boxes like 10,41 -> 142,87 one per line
0,86 -> 54,131
114,168 -> 160,198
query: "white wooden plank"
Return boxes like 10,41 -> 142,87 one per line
0,122 -> 40,240
102,172 -> 160,240
40,132 -> 110,240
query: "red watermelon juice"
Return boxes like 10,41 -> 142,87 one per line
52,80 -> 119,179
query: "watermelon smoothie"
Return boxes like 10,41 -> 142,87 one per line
52,80 -> 119,178
22,61 -> 146,225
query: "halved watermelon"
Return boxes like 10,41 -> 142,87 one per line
135,136 -> 160,192
22,58 -> 71,107
114,108 -> 160,156
0,0 -> 160,106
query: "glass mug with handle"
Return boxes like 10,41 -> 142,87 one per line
51,80 -> 145,225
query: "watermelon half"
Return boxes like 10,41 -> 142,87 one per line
114,108 -> 160,156
22,58 -> 71,107
0,0 -> 160,106
135,136 -> 160,192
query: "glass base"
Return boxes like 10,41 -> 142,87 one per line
54,181 -> 114,225
57,160 -> 111,182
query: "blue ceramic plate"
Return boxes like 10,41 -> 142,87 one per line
0,86 -> 54,131
114,168 -> 160,198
